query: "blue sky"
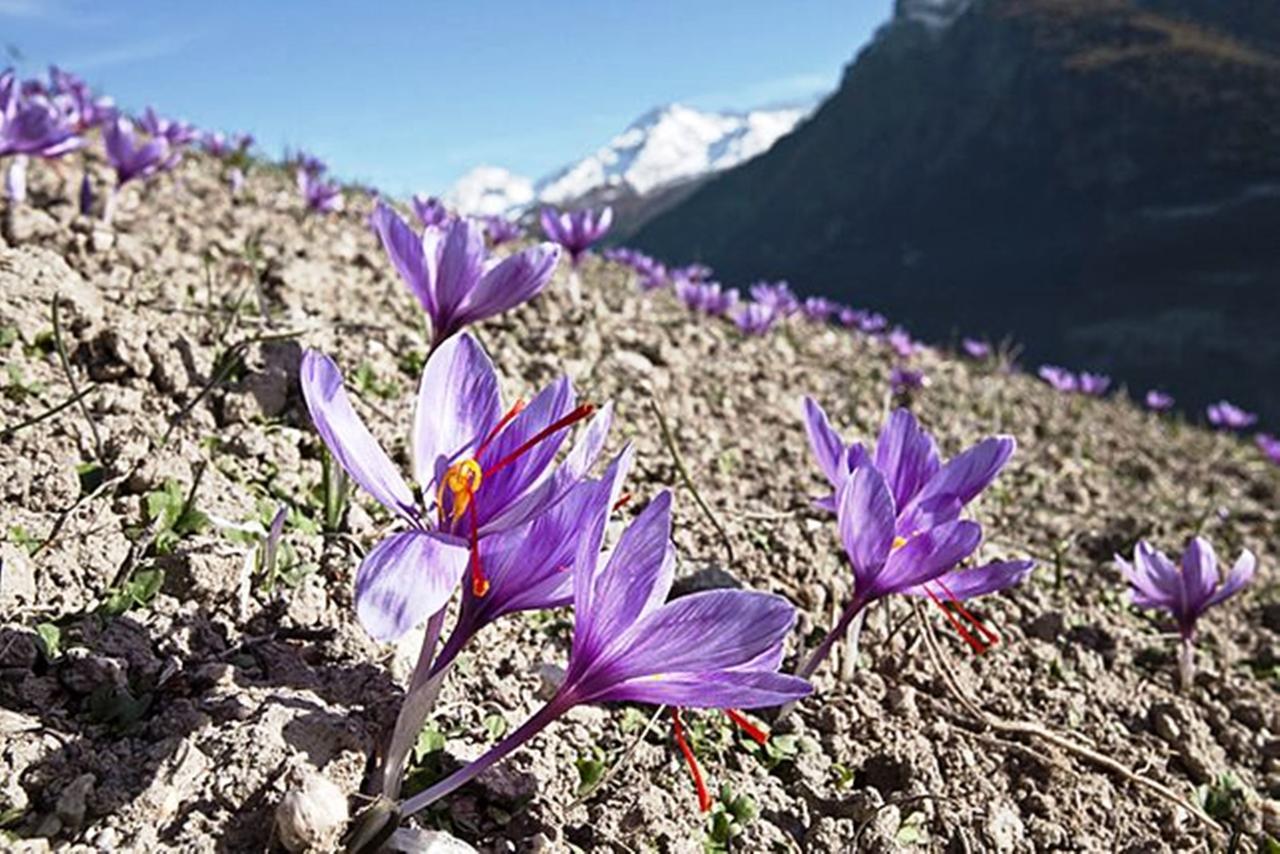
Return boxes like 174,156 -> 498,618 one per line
2,0 -> 893,195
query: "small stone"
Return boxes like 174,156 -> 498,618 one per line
386,827 -> 478,853
275,768 -> 349,853
1025,611 -> 1065,641
55,773 -> 96,830
1150,704 -> 1181,743
60,649 -> 129,695
670,563 -> 743,597
535,662 -> 565,701
984,802 -> 1025,852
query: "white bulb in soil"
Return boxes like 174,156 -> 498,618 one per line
275,770 -> 349,853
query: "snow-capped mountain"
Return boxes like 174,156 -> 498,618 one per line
446,101 -> 813,217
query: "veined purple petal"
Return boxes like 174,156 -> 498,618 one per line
433,218 -> 487,325
902,436 -> 1014,528
412,333 -> 501,498
300,350 -> 417,522
355,530 -> 471,642
803,397 -> 847,487
372,201 -> 435,318
874,408 -> 940,509
1206,549 -> 1256,608
473,376 -> 574,524
873,520 -> 982,598
905,559 -> 1033,600
1181,537 -> 1220,608
837,466 -> 896,579
458,242 -> 560,328
599,669 -> 811,710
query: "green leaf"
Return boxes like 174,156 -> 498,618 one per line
413,724 -> 446,762
574,748 -> 606,795
99,567 -> 166,616
483,713 -> 508,740
8,525 -> 39,555
34,623 -> 61,659
76,461 -> 105,496
896,810 -> 929,846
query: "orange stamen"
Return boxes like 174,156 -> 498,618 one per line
483,403 -> 596,478
725,709 -> 769,745
671,708 -> 711,812
475,398 -> 527,459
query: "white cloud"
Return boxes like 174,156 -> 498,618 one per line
63,34 -> 196,72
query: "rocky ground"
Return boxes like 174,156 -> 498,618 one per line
0,151 -> 1277,853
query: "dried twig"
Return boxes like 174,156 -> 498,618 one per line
911,600 -> 1221,834
647,395 -> 734,566
1,382 -> 99,439
567,705 -> 666,810
51,294 -> 103,462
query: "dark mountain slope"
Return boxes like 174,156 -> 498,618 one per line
633,0 -> 1280,421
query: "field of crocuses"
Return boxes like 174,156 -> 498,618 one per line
1,68 -> 1278,853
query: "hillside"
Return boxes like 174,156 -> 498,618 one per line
0,149 -> 1277,851
632,0 -> 1280,424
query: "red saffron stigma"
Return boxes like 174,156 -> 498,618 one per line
466,496 -> 489,598
725,709 -> 769,745
483,403 -> 596,478
936,579 -> 1000,647
611,492 -> 632,512
924,585 -> 987,654
671,708 -> 711,813
475,398 -> 527,459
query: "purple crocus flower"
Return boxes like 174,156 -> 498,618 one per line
1078,372 -> 1111,396
412,194 -> 451,228
887,327 -> 918,359
749,280 -> 799,316
299,333 -> 611,642
103,116 -> 172,186
962,338 -> 991,360
671,262 -> 712,283
1117,538 -> 1256,690
1145,390 -> 1175,411
139,106 -> 198,147
1038,365 -> 1078,393
889,365 -> 926,394
298,167 -> 344,214
858,311 -> 888,334
733,302 -> 777,335
47,66 -> 112,130
371,201 -> 560,349
540,205 -> 613,267
0,70 -> 82,159
1256,433 -> 1280,465
1206,400 -> 1257,431
802,296 -> 838,324
397,491 -> 811,819
799,401 -> 1031,674
482,214 -> 524,246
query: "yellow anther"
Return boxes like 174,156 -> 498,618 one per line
436,458 -> 483,521
892,535 -> 908,551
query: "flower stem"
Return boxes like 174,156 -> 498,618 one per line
796,596 -> 867,680
1177,633 -> 1195,693
398,692 -> 574,819
380,609 -> 448,799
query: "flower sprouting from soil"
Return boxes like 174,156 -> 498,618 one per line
299,333 -> 610,641
800,402 -> 1031,674
1206,400 -> 1257,431
1078,372 -> 1111,396
1145,390 -> 1175,411
482,214 -> 524,246
1117,538 -> 1256,690
677,279 -> 739,316
540,205 -> 613,267
412,194 -> 450,228
962,338 -> 991,360
1037,364 -> 1077,393
371,200 -> 560,349
47,65 -> 114,131
802,296 -> 838,324
202,131 -> 253,157
607,247 -> 668,289
297,167 -> 344,214
733,302 -> 777,336
396,492 -> 810,818
139,106 -> 199,147
889,365 -> 926,395
1,70 -> 83,159
1257,433 -> 1280,465
887,327 -> 919,359
749,280 -> 798,316
104,116 -> 176,186
671,262 -> 713,283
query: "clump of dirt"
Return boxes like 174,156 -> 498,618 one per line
1,149 -> 1277,853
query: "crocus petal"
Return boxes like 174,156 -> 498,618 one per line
355,530 -> 471,642
411,333 -> 501,497
1206,549 -> 1256,608
905,559 -> 1034,600
1117,548 -> 1174,610
902,436 -> 1014,528
473,376 -> 574,522
599,669 -> 812,710
458,242 -> 560,326
873,408 -> 940,509
837,466 -> 896,578
432,218 -> 487,325
803,397 -> 847,487
1181,536 -> 1220,607
873,520 -> 982,598
587,589 -> 798,694
300,350 -> 417,522
372,202 -> 434,318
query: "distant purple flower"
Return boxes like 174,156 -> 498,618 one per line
1038,365 -> 1078,393
1257,433 -> 1280,465
677,279 -> 738,316
749,280 -> 798,316
886,327 -> 918,359
802,296 -> 838,324
228,167 -> 245,196
799,403 -> 1030,676
1145,390 -> 1175,411
733,302 -> 777,335
291,150 -> 327,176
0,70 -> 82,159
889,365 -> 926,394
482,215 -> 524,246
202,131 -> 253,158
858,311 -> 888,333
412,194 -> 451,228
1206,400 -> 1257,430
1117,538 -> 1255,689
103,116 -> 173,186
540,206 -> 613,267
371,200 -> 560,348
1078,372 -> 1111,397
139,106 -> 198,147
671,262 -> 712,283
962,338 -> 991,360
299,333 -> 611,642
298,167 -> 344,214
610,248 -> 668,290
46,66 -> 112,130
397,491 -> 810,819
